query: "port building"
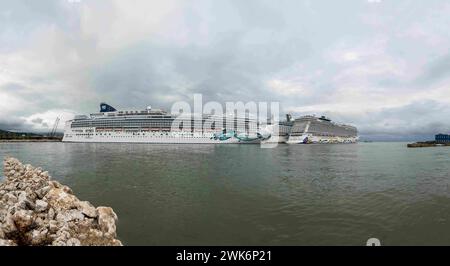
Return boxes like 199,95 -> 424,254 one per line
435,134 -> 450,144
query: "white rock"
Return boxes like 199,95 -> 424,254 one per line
1,157 -> 122,246
47,207 -> 55,220
12,210 -> 33,230
78,201 -> 97,218
66,238 -> 81,246
35,186 -> 51,199
1,214 -> 17,234
56,209 -> 84,222
0,239 -> 17,246
5,193 -> 17,204
35,200 -> 48,212
97,207 -> 118,237
48,220 -> 58,233
30,228 -> 48,245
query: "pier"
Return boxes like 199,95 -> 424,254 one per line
407,141 -> 450,148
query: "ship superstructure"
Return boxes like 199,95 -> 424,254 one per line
63,103 -> 270,144
263,114 -> 294,143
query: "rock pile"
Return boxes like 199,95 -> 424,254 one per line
0,157 -> 122,246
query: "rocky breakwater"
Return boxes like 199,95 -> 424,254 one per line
0,157 -> 122,246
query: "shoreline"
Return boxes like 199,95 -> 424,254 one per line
407,142 -> 450,148
0,139 -> 62,143
0,157 -> 121,246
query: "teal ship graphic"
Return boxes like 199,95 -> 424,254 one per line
212,129 -> 271,142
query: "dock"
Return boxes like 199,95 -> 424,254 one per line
407,141 -> 450,148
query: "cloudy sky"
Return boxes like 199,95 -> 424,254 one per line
1,0 -> 449,140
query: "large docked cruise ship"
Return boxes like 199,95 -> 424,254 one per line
63,103 -> 271,144
286,115 -> 358,144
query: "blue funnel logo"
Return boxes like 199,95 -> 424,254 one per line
100,103 -> 117,112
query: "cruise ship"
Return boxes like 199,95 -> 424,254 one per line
62,103 -> 272,144
286,115 -> 358,144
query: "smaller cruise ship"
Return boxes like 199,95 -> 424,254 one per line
286,115 -> 358,144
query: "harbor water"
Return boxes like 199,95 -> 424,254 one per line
1,142 -> 450,245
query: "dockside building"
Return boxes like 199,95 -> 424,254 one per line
435,134 -> 450,144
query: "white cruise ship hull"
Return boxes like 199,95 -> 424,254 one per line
62,129 -> 261,144
286,134 -> 358,144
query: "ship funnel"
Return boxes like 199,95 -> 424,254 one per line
286,114 -> 292,122
100,103 -> 117,113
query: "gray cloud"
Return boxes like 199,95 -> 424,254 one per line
418,53 -> 450,85
0,116 -> 27,132
90,25 -> 310,110
353,100 -> 450,141
31,118 -> 43,124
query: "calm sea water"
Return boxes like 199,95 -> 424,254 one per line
1,142 -> 450,245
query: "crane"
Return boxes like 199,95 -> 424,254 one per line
48,117 -> 60,138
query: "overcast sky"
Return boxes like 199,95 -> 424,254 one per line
1,0 -> 450,140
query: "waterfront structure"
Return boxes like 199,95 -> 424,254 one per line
286,115 -> 358,144
435,134 -> 450,144
63,103 -> 271,144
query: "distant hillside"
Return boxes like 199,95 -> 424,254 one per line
0,129 -> 43,139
